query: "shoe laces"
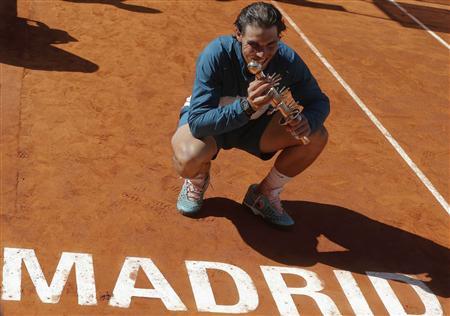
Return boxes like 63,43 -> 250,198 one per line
185,177 -> 208,201
267,188 -> 285,214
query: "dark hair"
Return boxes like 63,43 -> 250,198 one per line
234,2 -> 286,35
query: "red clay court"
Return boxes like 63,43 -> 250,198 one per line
1,0 -> 449,315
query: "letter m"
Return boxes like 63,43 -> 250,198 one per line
1,247 -> 97,305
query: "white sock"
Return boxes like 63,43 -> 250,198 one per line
259,167 -> 292,196
188,172 -> 208,187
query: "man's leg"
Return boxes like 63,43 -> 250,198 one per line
171,124 -> 217,178
171,124 -> 218,215
243,113 -> 328,227
260,113 -> 328,177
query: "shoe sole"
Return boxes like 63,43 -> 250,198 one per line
177,207 -> 201,217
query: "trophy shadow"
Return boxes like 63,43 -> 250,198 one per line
193,197 -> 450,298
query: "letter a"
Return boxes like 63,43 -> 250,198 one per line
109,257 -> 186,310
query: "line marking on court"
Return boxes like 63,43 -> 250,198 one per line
388,0 -> 450,50
272,1 -> 450,215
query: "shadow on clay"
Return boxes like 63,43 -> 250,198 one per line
372,0 -> 450,34
217,0 -> 450,34
0,15 -> 99,72
217,0 -> 346,12
193,197 -> 450,298
63,0 -> 162,14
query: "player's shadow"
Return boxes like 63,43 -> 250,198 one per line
195,197 -> 450,298
0,16 -> 98,72
63,0 -> 162,14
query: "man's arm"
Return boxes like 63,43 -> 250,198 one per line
187,41 -> 249,139
289,53 -> 330,133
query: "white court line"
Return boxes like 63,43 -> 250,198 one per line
389,0 -> 450,50
272,1 -> 450,215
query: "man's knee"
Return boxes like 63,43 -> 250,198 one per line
172,141 -> 205,169
171,130 -> 216,177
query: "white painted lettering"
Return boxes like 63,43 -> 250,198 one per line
261,266 -> 341,316
186,260 -> 259,313
109,257 -> 186,310
334,270 -> 373,316
367,272 -> 443,316
1,247 -> 96,305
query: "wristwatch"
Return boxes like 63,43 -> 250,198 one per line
240,97 -> 256,117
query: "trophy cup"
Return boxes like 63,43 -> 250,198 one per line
247,60 -> 310,145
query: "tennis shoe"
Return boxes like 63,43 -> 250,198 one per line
243,184 -> 294,227
177,174 -> 209,215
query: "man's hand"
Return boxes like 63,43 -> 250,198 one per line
246,79 -> 274,111
286,113 -> 311,139
246,73 -> 281,111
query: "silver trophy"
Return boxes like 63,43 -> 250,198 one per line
247,60 -> 310,145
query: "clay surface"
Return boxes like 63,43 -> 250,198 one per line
1,0 -> 449,315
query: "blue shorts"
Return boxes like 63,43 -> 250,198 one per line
178,106 -> 277,161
